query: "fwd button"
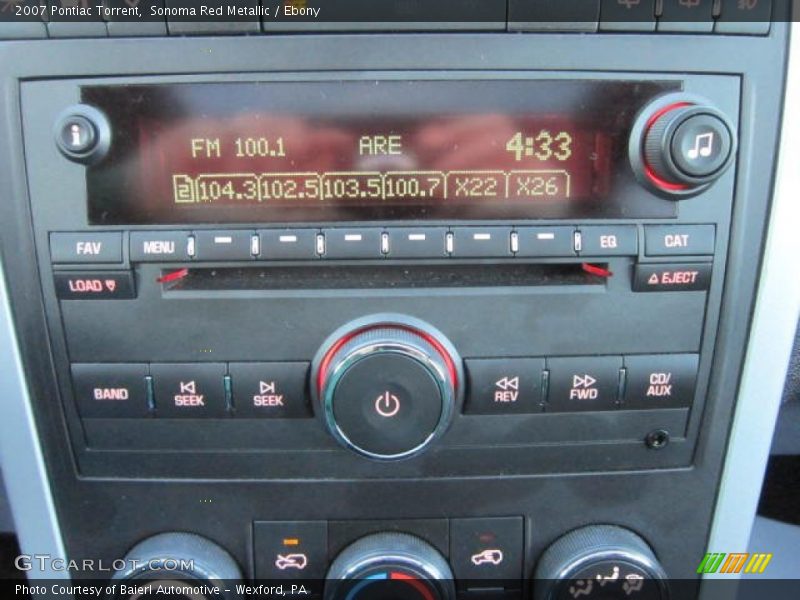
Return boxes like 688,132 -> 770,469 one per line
546,356 -> 622,412
151,363 -> 227,418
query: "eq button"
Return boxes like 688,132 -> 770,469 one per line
579,226 -> 638,256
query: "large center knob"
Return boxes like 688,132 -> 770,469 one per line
315,319 -> 460,460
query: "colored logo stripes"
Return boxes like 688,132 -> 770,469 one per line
697,552 -> 773,574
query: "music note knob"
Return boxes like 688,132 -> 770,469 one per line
631,95 -> 736,198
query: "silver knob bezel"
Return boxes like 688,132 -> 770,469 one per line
312,314 -> 462,461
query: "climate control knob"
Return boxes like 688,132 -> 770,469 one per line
314,317 -> 461,460
112,532 -> 242,600
631,95 -> 736,198
534,526 -> 669,600
324,533 -> 456,600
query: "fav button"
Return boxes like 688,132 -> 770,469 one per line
465,358 -> 545,414
150,363 -> 227,418
623,354 -> 699,409
644,225 -> 715,256
450,517 -> 524,588
71,363 -> 149,418
50,232 -> 122,264
54,271 -> 136,300
546,356 -> 622,412
229,362 -> 311,418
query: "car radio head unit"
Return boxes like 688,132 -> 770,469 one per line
82,79 -> 682,224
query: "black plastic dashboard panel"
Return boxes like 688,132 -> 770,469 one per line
0,13 -> 790,596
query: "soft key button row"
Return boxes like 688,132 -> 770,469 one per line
124,225 -> 657,262
71,362 -> 311,419
464,354 -> 699,414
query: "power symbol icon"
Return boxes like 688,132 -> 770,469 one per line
375,391 -> 401,418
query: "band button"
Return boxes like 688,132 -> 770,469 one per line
71,363 -> 149,418
229,362 -> 311,418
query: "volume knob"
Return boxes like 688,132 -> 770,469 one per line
314,317 -> 461,460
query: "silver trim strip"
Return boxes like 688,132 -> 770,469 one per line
0,258 -> 68,578
702,21 -> 800,587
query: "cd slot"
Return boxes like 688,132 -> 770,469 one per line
159,263 -> 610,292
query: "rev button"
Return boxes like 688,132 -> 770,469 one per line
465,358 -> 545,414
229,362 -> 311,418
151,363 -> 227,418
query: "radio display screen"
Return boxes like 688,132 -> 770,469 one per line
83,80 -> 678,224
